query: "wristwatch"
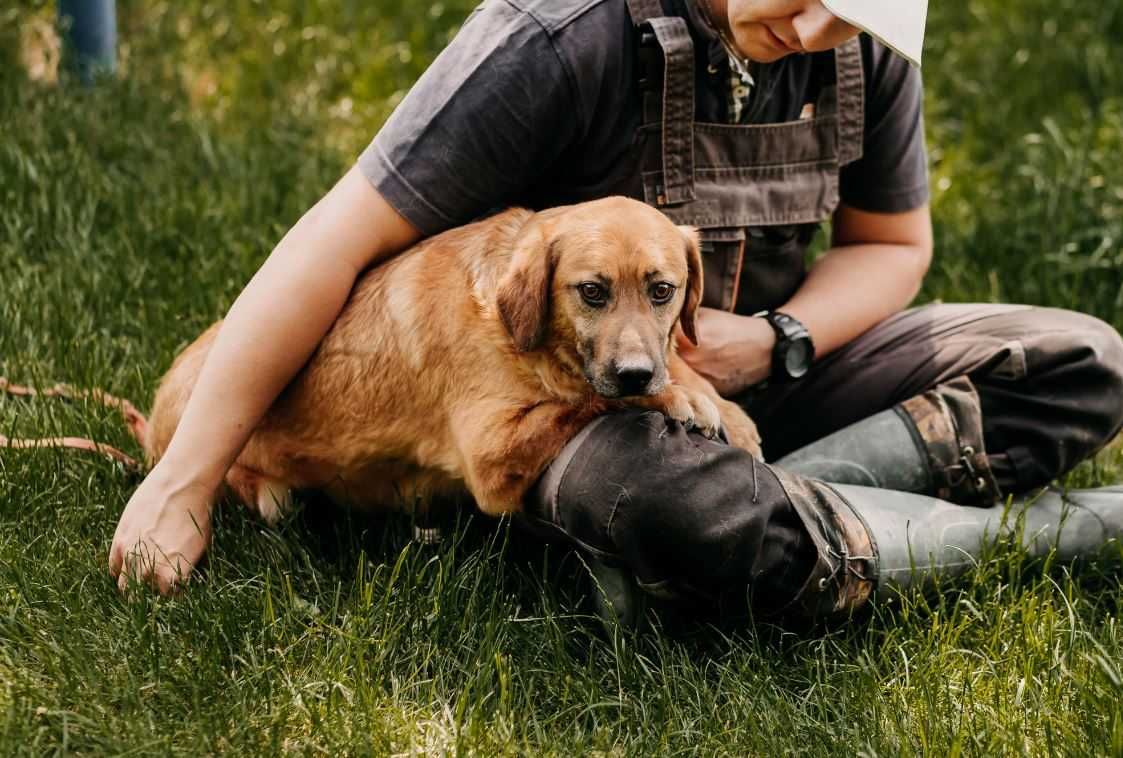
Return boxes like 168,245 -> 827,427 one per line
760,311 -> 815,381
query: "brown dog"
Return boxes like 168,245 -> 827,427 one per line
6,197 -> 761,523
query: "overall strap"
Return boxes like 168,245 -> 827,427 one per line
625,0 -> 663,24
627,0 -> 696,205
834,37 -> 865,166
648,18 -> 696,204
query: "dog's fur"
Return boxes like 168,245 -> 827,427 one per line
10,197 -> 762,522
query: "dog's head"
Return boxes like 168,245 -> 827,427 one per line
496,197 -> 703,398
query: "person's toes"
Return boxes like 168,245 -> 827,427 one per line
117,568 -> 130,593
108,543 -> 123,578
156,565 -> 181,596
117,550 -> 152,594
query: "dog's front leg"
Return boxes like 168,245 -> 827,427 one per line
664,352 -> 763,458
451,398 -> 605,516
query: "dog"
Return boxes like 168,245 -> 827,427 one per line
3,197 -> 762,525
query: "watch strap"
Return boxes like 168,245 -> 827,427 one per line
761,311 -> 815,381
763,311 -> 808,342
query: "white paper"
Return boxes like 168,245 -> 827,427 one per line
821,0 -> 928,67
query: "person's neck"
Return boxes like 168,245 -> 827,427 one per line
695,0 -> 731,38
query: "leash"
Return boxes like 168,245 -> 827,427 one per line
0,377 -> 147,471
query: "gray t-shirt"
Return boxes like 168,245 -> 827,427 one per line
359,0 -> 929,237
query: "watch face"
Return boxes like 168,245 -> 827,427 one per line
784,338 -> 812,378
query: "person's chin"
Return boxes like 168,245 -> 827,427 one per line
737,26 -> 798,63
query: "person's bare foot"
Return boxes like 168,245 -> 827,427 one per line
108,464 -> 215,594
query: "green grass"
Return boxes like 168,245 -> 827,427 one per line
2,0 -> 1123,754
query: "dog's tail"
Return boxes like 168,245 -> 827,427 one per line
0,377 -> 147,471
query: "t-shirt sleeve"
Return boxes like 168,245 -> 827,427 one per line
838,38 -> 930,214
358,1 -> 579,236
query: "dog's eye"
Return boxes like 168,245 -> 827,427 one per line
650,282 -> 676,304
578,282 -> 607,307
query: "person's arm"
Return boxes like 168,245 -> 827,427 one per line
784,202 -> 933,354
109,167 -> 420,592
676,203 -> 932,395
679,27 -> 930,395
111,1 -> 588,594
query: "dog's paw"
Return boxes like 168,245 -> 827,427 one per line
718,400 -> 764,460
660,384 -> 723,439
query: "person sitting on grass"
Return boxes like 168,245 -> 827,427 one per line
110,0 -> 1123,622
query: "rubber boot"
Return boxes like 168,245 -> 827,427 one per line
829,484 -> 1123,594
775,406 -> 930,491
586,553 -> 646,628
771,375 -> 1123,601
520,413 -> 878,626
762,470 -> 1123,614
519,419 -> 650,627
776,376 -> 1002,506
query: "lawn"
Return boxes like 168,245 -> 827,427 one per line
2,0 -> 1123,754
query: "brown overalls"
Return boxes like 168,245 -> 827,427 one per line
620,0 -> 1123,490
626,0 -> 865,316
524,0 -> 1123,612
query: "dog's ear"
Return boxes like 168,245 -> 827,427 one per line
677,225 -> 704,346
496,220 -> 558,352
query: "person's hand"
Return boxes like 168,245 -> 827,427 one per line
676,307 -> 776,396
724,0 -> 860,62
108,462 -> 216,594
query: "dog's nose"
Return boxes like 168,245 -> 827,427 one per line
614,365 -> 654,396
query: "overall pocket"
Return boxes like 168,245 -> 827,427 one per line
734,223 -> 819,314
697,228 -> 746,311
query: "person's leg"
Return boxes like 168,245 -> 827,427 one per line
521,305 -> 1123,624
521,408 -> 1123,624
748,304 -> 1123,498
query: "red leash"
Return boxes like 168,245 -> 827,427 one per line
0,377 -> 147,471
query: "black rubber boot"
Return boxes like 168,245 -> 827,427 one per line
519,418 -> 646,626
521,411 -> 876,626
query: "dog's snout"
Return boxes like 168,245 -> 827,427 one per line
613,361 -> 655,396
